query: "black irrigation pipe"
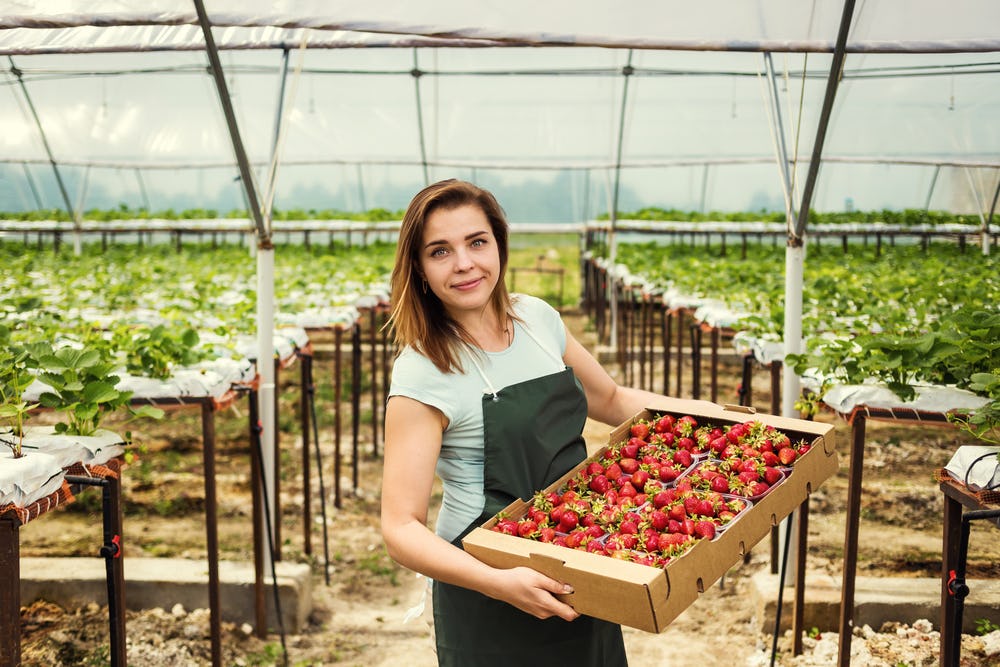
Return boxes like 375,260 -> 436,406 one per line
248,397 -> 289,667
63,474 -> 124,667
770,513 -> 796,667
306,354 -> 332,586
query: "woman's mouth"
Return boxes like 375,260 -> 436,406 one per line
452,277 -> 483,291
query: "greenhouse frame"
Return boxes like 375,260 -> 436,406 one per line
2,3 -> 999,667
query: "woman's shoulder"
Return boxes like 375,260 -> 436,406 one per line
512,293 -> 559,320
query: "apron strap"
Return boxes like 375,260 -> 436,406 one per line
466,319 -> 567,399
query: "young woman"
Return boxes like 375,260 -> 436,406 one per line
380,179 -> 680,666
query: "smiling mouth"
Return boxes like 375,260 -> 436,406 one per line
453,277 -> 484,290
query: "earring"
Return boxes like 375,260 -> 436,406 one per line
421,278 -> 428,294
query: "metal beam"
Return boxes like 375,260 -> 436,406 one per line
8,56 -> 79,242
412,48 -> 430,185
193,0 -> 268,245
792,0 -> 857,244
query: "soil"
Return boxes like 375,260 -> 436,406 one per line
15,309 -> 1000,666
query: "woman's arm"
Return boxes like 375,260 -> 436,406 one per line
562,325 -> 716,426
380,394 -> 580,621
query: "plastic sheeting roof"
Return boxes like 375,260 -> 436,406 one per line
3,1 -> 1000,54
2,1 -> 999,219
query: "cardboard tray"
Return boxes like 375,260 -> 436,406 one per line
462,398 -> 839,633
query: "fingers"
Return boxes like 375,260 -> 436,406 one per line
507,567 -> 580,621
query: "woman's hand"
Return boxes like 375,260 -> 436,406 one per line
487,566 -> 580,621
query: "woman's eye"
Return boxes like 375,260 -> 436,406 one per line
430,247 -> 447,258
471,238 -> 486,248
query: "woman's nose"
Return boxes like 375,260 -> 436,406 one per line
453,248 -> 474,271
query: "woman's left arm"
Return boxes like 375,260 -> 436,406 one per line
563,325 -> 715,426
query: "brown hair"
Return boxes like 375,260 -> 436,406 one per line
387,179 -> 516,373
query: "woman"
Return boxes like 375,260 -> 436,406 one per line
380,179 -> 672,666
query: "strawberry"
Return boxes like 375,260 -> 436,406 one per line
630,421 -> 651,440
673,449 -> 693,468
558,510 -> 579,532
588,474 -> 611,494
654,414 -> 675,433
649,510 -> 669,531
677,436 -> 695,451
494,517 -> 518,535
696,499 -> 716,517
761,451 -> 780,467
586,460 -> 605,476
618,481 -> 638,499
709,476 -> 730,494
605,462 -> 623,481
652,489 -> 674,509
693,520 -> 716,540
748,481 -> 770,497
667,504 -> 686,522
763,466 -> 783,485
619,518 -> 639,535
586,539 -> 607,555
623,439 -> 643,458
630,468 -> 650,489
517,518 -> 538,538
619,457 -> 639,474
778,446 -> 798,465
658,465 -> 680,483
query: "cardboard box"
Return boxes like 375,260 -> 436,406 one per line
462,398 -> 838,633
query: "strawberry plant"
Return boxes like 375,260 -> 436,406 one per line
26,342 -> 134,436
0,331 -> 38,457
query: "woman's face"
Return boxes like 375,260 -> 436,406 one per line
419,203 -> 501,317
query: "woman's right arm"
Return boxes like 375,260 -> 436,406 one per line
380,394 -> 580,621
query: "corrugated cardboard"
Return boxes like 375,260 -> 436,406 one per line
462,399 -> 839,633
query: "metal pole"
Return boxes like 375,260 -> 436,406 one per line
8,56 -> 80,252
608,50 -> 634,349
924,164 -> 941,211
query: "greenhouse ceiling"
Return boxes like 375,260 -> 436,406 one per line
1,0 -> 999,223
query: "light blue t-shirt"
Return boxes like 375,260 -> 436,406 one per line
388,294 -> 568,542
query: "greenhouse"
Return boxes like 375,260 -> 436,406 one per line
1,3 -> 999,667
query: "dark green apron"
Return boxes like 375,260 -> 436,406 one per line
433,361 -> 628,667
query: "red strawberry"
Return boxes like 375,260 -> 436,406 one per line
605,462 -> 623,481
630,422 -> 650,440
588,474 -> 611,494
619,457 -> 639,474
630,468 -> 650,490
748,481 -> 770,497
709,476 -> 730,494
517,519 -> 538,538
538,526 -> 556,542
677,436 -> 695,451
558,510 -> 579,532
696,499 -> 715,517
778,447 -> 798,465
649,510 -> 669,531
494,518 -> 518,535
761,451 -> 780,467
693,520 -> 716,540
618,481 -> 638,499
658,465 -> 680,483
667,504 -> 687,522
652,489 -> 674,509
623,439 -> 643,458
586,460 -> 605,476
673,450 -> 693,468
654,415 -> 675,433
763,466 -> 783,485
619,518 -> 639,534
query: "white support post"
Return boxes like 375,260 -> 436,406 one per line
256,246 -> 276,570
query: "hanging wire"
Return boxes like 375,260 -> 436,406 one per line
411,48 -> 431,185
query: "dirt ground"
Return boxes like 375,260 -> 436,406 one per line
15,310 -> 1000,666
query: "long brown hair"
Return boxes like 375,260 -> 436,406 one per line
387,179 -> 516,373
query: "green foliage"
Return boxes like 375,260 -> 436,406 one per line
26,342 -> 132,436
975,618 -> 1000,635
119,324 -> 209,380
0,332 -> 38,456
